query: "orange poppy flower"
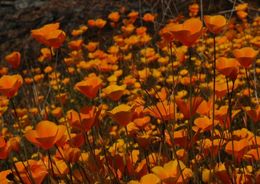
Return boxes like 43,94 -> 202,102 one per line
56,144 -> 81,163
74,74 -> 102,99
95,18 -> 107,29
102,84 -> 126,101
133,116 -> 150,128
152,160 -> 193,184
215,81 -> 227,98
160,23 -> 176,42
196,99 -> 212,116
87,19 -> 96,27
215,106 -> 240,129
189,3 -> 199,17
214,163 -> 232,184
0,67 -> 8,75
233,47 -> 258,68
108,104 -> 133,126
0,74 -> 23,98
246,106 -> 260,123
143,13 -> 155,22
193,116 -> 218,132
5,51 -> 21,69
199,138 -> 224,157
204,15 -> 227,34
0,137 -> 10,159
0,170 -> 12,184
139,173 -> 161,184
68,39 -> 83,50
236,11 -> 248,20
66,106 -> 100,132
25,120 -> 66,150
235,3 -> 248,11
14,160 -> 48,184
166,129 -> 188,148
108,12 -> 120,22
171,18 -> 203,47
8,136 -> 20,152
216,57 -> 240,80
176,96 -> 203,120
145,100 -> 175,121
31,23 -> 66,48
38,48 -> 52,62
244,148 -> 260,161
225,138 -> 249,162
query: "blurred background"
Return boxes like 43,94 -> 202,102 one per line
0,0 -> 258,60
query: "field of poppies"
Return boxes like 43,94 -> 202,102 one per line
0,1 -> 259,184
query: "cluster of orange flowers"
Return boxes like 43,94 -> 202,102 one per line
0,2 -> 259,184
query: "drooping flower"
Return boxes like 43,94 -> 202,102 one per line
31,23 -> 66,48
0,74 -> 23,98
25,120 -> 66,150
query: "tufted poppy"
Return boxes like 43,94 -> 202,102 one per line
171,18 -> 203,47
108,104 -> 133,126
5,51 -> 21,69
0,74 -> 23,98
233,47 -> 258,68
25,120 -> 66,150
204,15 -> 227,34
31,23 -> 66,48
